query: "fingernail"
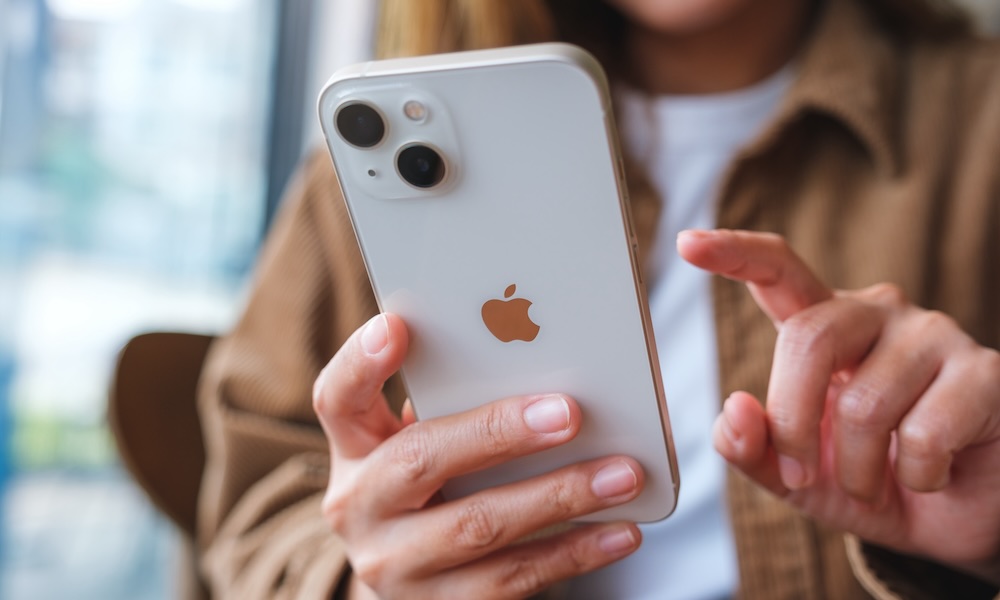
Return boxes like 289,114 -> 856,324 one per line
598,527 -> 637,555
778,455 -> 807,489
591,462 -> 638,498
719,415 -> 741,449
721,395 -> 742,443
361,314 -> 389,356
677,229 -> 717,242
523,396 -> 570,433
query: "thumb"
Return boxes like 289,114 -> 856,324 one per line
313,313 -> 409,460
713,391 -> 788,497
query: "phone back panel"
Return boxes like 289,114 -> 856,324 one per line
319,44 -> 678,522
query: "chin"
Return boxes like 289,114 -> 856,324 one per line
605,0 -> 760,35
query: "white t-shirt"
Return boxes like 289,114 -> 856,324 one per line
565,65 -> 794,600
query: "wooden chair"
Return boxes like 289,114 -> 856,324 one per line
108,331 -> 216,600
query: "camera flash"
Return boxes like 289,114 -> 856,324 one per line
403,100 -> 427,122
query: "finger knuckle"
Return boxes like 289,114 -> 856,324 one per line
950,346 -> 996,383
476,405 -> 516,457
311,378 -> 333,418
954,346 -> 1000,413
388,423 -> 433,484
779,313 -> 836,363
452,499 -> 505,551
321,488 -> 353,533
311,367 -> 328,412
551,536 -> 592,583
913,310 -> 957,336
868,282 -> 907,307
836,383 -> 892,430
898,419 -> 949,463
496,555 -> 550,598
564,535 -> 593,574
545,477 -> 580,519
350,549 -> 392,592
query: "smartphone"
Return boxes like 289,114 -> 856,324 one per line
318,43 -> 678,522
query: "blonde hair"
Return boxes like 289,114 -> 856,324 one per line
376,0 -> 971,63
376,0 -> 557,58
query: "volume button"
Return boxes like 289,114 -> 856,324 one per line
631,241 -> 643,284
607,116 -> 635,240
617,154 -> 636,240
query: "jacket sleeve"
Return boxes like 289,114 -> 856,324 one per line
847,536 -> 999,600
196,150 -> 387,599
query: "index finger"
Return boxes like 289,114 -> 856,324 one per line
677,229 -> 833,324
677,229 -> 836,490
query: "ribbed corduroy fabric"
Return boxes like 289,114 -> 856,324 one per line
195,0 -> 1000,597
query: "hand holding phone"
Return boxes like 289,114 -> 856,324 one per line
314,313 -> 645,599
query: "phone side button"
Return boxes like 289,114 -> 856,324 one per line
631,242 -> 643,284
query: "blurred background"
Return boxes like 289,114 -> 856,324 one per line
0,0 -> 373,597
0,0 -> 997,598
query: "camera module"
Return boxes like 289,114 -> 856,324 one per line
396,144 -> 446,188
335,102 -> 386,148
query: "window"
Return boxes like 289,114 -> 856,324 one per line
0,0 -> 279,596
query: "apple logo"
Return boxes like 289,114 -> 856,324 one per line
481,284 -> 540,343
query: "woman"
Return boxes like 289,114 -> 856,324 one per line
196,0 -> 1000,598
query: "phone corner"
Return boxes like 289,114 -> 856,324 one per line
537,43 -> 612,110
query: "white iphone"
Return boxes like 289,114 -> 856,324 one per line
318,43 -> 679,522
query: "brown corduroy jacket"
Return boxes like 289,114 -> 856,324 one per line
195,0 -> 1000,598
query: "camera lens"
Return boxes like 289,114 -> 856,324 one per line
397,144 -> 446,188
335,103 -> 385,148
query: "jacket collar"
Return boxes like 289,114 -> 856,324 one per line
762,0 -> 903,176
627,0 -> 904,265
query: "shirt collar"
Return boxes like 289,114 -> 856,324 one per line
764,0 -> 902,175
